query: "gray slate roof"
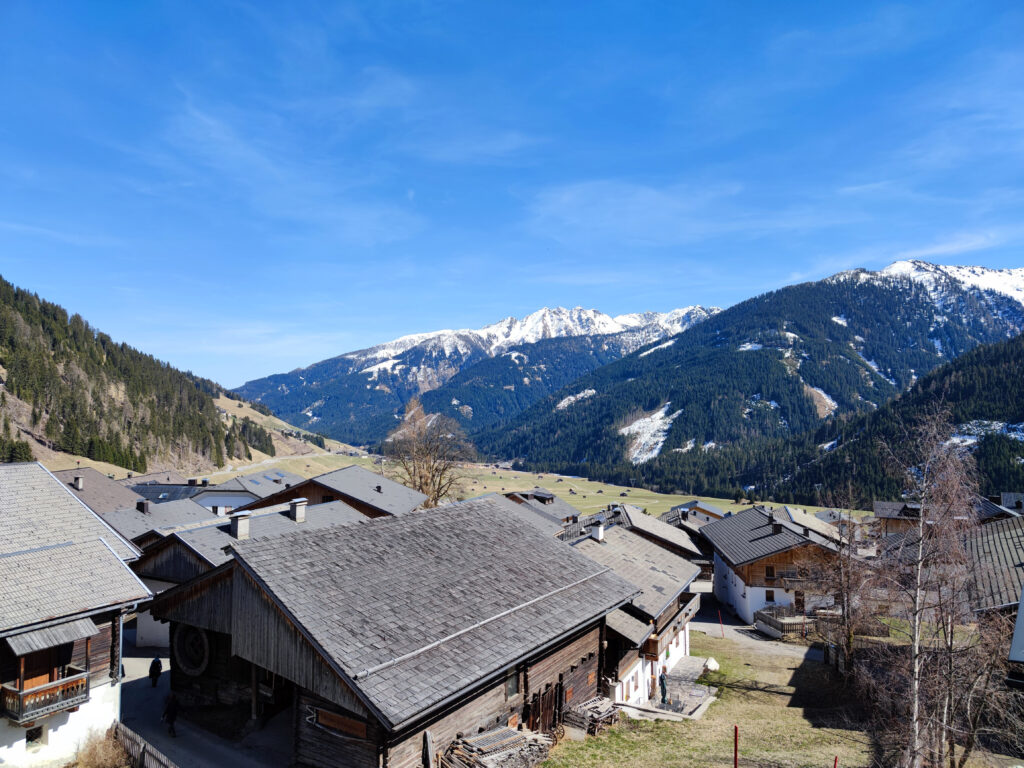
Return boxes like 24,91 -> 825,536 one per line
605,608 -> 653,646
0,463 -> 150,634
701,506 -> 838,567
168,500 -> 366,567
963,515 -> 1024,611
217,469 -> 305,498
573,526 -> 699,620
103,498 -> 216,541
618,505 -> 702,556
314,465 -> 427,515
231,498 -> 638,729
0,463 -> 137,561
119,470 -> 188,486
53,467 -> 144,515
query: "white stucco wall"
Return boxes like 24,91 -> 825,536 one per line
136,578 -> 176,648
612,622 -> 691,705
0,679 -> 120,767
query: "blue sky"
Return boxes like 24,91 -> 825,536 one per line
1,2 -> 1022,386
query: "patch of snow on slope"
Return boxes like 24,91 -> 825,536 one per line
639,339 -> 676,358
832,315 -> 848,327
807,385 -> 839,416
948,420 -> 1024,447
738,342 -> 763,351
556,389 -> 596,411
618,403 -> 684,464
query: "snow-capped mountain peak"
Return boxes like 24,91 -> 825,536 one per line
346,305 -> 720,363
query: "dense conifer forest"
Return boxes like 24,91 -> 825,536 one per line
0,276 -> 274,470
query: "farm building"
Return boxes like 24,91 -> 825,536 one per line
150,498 -> 637,767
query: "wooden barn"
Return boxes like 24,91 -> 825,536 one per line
150,498 -> 638,768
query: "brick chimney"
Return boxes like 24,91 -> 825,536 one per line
289,498 -> 308,523
73,475 -> 84,491
231,514 -> 251,540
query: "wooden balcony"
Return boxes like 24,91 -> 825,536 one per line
2,665 -> 90,724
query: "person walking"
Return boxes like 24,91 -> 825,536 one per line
163,692 -> 179,737
149,657 -> 162,688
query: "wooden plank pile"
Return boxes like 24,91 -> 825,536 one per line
563,696 -> 619,734
442,725 -> 553,768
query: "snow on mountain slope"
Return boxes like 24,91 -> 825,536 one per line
839,259 -> 1024,308
343,305 -> 719,365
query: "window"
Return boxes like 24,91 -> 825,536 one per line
316,708 -> 368,739
26,725 -> 45,749
505,671 -> 519,699
765,565 -> 776,579
765,589 -> 775,603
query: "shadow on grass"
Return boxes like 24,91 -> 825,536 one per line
701,652 -> 887,766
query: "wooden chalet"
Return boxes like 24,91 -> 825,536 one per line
0,463 -> 151,767
570,525 -> 701,706
235,464 -> 427,519
150,498 -> 637,768
702,506 -> 841,624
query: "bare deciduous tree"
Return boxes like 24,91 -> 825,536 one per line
384,398 -> 474,508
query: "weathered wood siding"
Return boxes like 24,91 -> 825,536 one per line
71,618 -> 115,683
135,541 -> 212,584
169,622 -> 251,709
387,678 -> 513,768
526,627 -> 599,694
231,568 -> 371,717
294,689 -> 381,768
152,567 -> 233,634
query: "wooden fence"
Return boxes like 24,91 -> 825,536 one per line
109,721 -> 179,768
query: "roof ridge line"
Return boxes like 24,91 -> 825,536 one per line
352,566 -> 613,680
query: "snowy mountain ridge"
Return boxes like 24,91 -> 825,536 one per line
836,259 -> 1024,309
344,305 -> 720,365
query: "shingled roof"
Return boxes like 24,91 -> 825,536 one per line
158,500 -> 366,568
963,515 -> 1024,612
313,465 -> 427,515
701,506 -> 839,567
102,498 -> 216,541
53,467 -> 144,514
217,469 -> 305,498
0,463 -> 150,635
229,498 -> 638,729
573,526 -> 699,620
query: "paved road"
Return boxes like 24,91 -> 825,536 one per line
688,581 -> 824,663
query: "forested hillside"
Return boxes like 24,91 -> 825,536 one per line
0,276 -> 274,471
480,270 -> 1024,498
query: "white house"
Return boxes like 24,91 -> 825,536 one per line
702,506 -> 840,624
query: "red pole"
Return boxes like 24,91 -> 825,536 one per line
718,610 -> 726,639
733,724 -> 738,768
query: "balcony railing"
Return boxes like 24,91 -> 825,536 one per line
2,665 -> 90,724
